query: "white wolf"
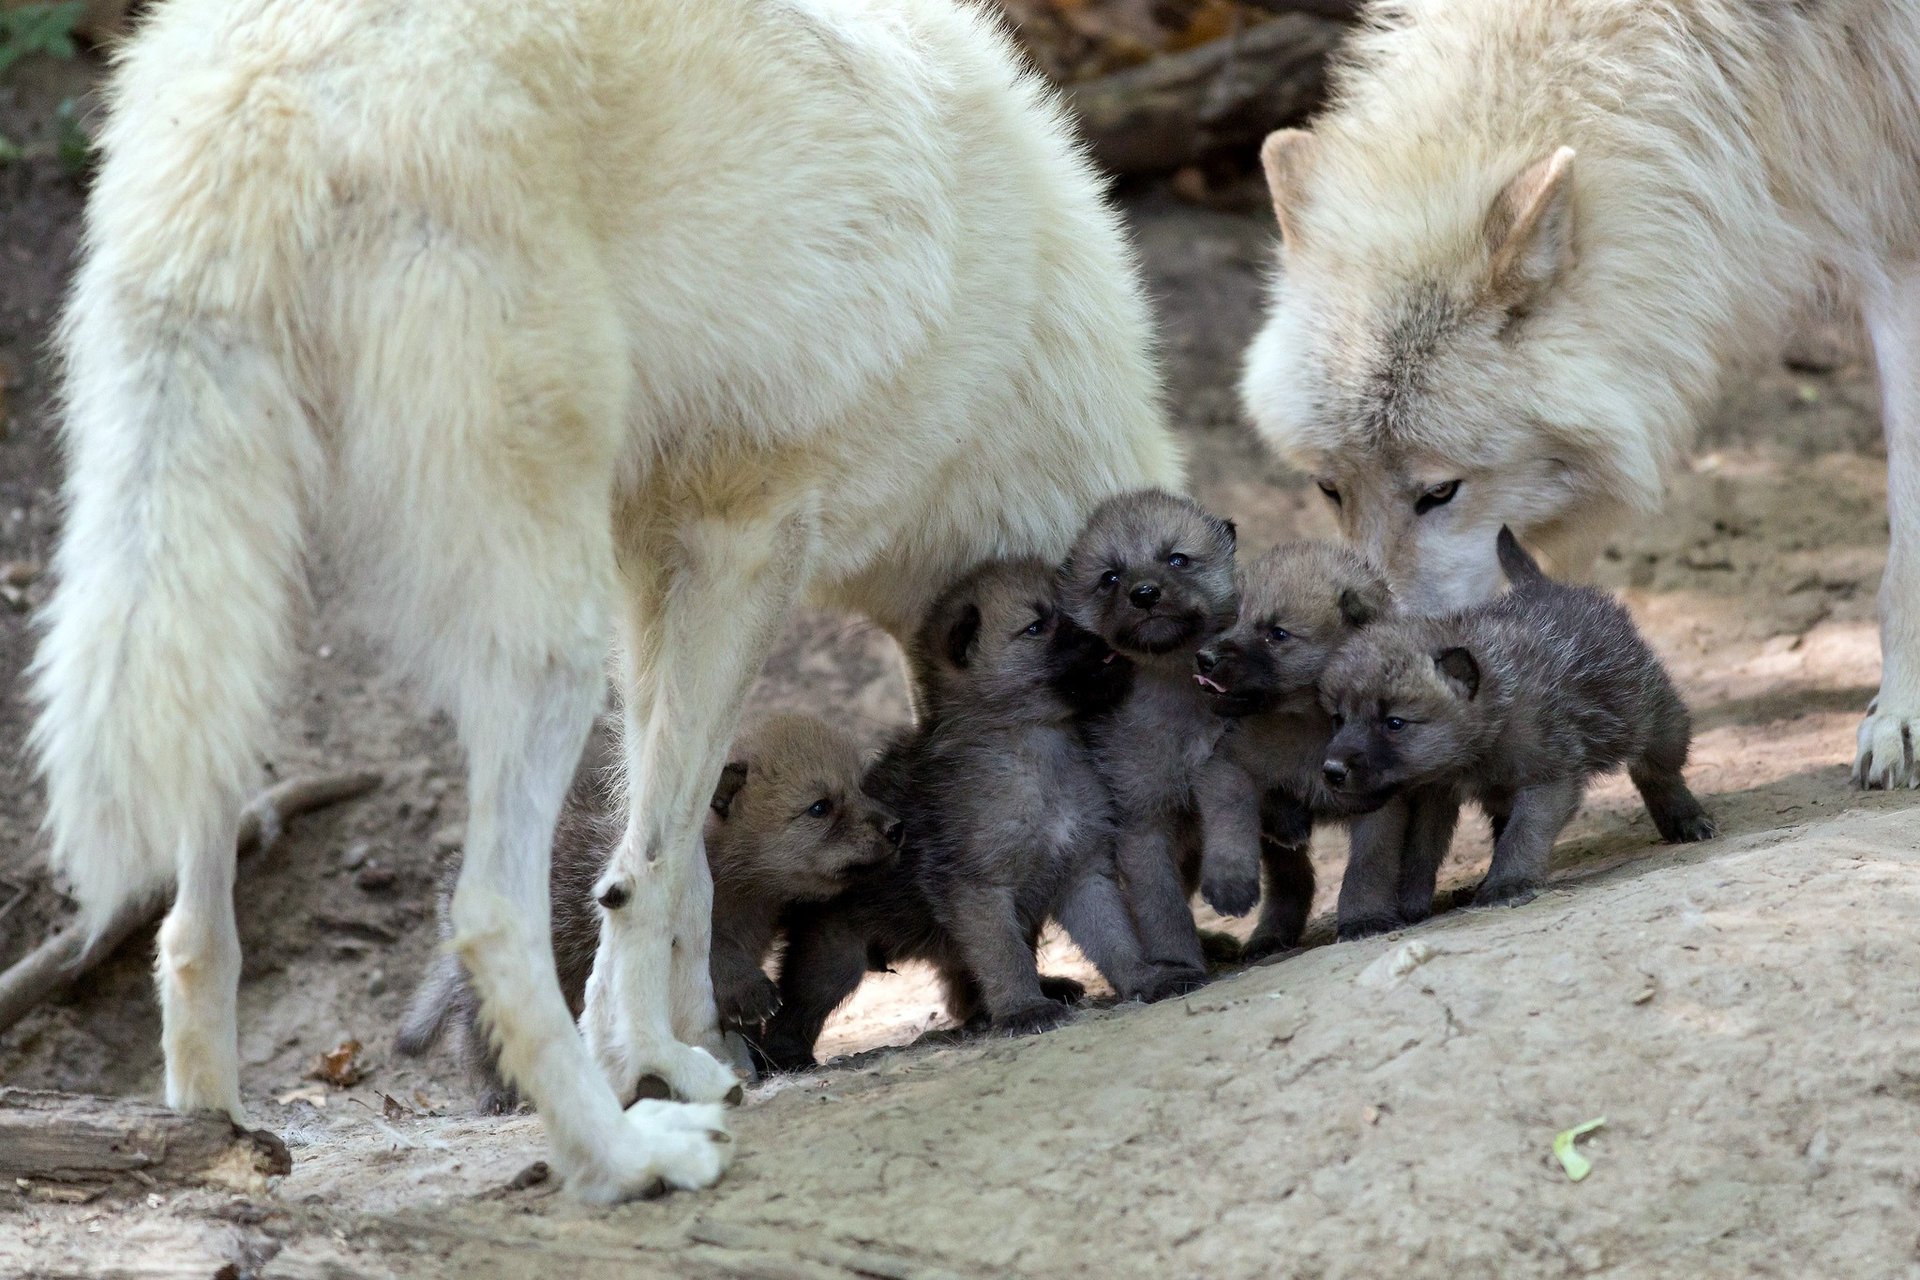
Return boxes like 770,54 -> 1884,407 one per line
30,0 -> 1178,1200
1240,0 -> 1920,787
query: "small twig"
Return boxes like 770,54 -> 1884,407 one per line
0,876 -> 27,929
0,769 -> 381,1036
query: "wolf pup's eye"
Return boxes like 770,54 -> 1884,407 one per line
1316,480 -> 1342,506
1023,616 -> 1046,637
1415,480 -> 1460,515
806,797 -> 834,818
1099,570 -> 1121,590
1384,716 -> 1407,733
1266,625 -> 1291,643
1167,552 -> 1190,569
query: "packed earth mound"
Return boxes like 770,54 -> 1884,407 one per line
4,64 -> 1918,1280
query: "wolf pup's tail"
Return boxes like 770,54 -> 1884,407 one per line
28,259 -> 318,939
396,952 -> 467,1056
1496,526 -> 1548,591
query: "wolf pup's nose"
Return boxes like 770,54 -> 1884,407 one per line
1322,759 -> 1349,787
1129,582 -> 1161,610
1195,649 -> 1219,675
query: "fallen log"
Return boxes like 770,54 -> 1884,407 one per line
1066,12 -> 1349,175
0,1088 -> 291,1193
0,769 -> 382,1036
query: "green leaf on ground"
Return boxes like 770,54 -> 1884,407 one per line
1553,1116 -> 1607,1182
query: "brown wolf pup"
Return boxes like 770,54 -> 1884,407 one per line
1191,542 -> 1391,958
398,715 -> 898,1112
1318,529 -> 1714,936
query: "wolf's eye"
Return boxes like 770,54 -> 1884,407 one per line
1167,553 -> 1190,569
1099,570 -> 1121,590
1384,716 -> 1407,733
806,797 -> 834,818
1415,480 -> 1460,515
1316,480 -> 1342,506
1266,626 -> 1291,643
1023,616 -> 1046,637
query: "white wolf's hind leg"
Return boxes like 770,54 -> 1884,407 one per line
156,824 -> 244,1119
1857,264 -> 1920,788
583,499 -> 819,1106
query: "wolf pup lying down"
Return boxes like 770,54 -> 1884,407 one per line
1059,490 -> 1241,992
1319,529 -> 1715,937
398,715 -> 900,1112
1191,542 -> 1391,958
760,557 -> 1159,1070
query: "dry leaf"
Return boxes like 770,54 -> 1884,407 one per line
308,1038 -> 364,1088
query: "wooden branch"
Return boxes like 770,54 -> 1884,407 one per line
0,1088 -> 291,1191
0,770 -> 381,1036
1066,13 -> 1349,175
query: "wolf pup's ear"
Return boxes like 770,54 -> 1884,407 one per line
1259,128 -> 1317,249
710,760 -> 750,818
1484,147 -> 1576,319
1434,647 -> 1481,700
1338,580 -> 1390,629
1213,516 -> 1238,550
944,603 -> 983,669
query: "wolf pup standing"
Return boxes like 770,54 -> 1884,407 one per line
1191,542 -> 1391,958
28,0 -> 1178,1198
761,558 -> 1154,1070
397,715 -> 898,1113
1240,0 -> 1920,789
1318,529 -> 1714,935
1060,490 -> 1241,992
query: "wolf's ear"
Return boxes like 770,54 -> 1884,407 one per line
1260,129 -> 1317,249
710,761 -> 750,818
1484,147 -> 1576,317
1213,516 -> 1238,550
944,603 -> 982,669
1434,647 -> 1480,700
1338,580 -> 1390,628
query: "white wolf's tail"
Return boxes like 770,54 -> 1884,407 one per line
30,266 -> 317,937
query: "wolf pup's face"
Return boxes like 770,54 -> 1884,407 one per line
917,557 -> 1133,722
1240,132 -> 1625,616
708,715 -> 901,901
1061,489 -> 1239,660
1195,542 -> 1390,718
1316,621 -> 1489,810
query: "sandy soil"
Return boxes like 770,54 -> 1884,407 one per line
5,53 -> 1920,1280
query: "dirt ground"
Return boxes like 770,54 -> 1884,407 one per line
6,48 -> 1920,1280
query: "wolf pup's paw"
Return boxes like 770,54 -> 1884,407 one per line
1335,913 -> 1404,942
1855,697 -> 1920,790
1139,964 -> 1209,1002
1200,866 -> 1262,919
565,1099 -> 734,1204
1039,975 -> 1087,1006
993,1001 -> 1075,1037
717,974 -> 781,1030
1652,806 -> 1717,844
1471,877 -> 1540,909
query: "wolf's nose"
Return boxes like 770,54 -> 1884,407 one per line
1195,649 -> 1218,674
1322,760 -> 1349,787
1129,583 -> 1161,610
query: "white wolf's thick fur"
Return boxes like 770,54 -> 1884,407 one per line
1241,0 -> 1920,786
31,0 -> 1178,1199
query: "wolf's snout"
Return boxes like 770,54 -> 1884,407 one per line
1322,759 -> 1350,787
1129,582 -> 1162,610
1195,649 -> 1219,674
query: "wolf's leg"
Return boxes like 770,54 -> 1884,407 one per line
760,910 -> 870,1071
1114,819 -> 1208,988
581,497 -> 818,1105
1395,790 -> 1461,924
1858,265 -> 1920,788
1631,708 -> 1716,842
1474,778 -> 1582,907
1244,837 -> 1315,961
1194,755 -> 1263,918
1055,858 -> 1157,1000
155,821 -> 244,1119
939,882 -> 1064,1034
1336,799 -> 1409,940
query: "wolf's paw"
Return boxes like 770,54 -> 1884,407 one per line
1471,877 -> 1540,909
1139,963 -> 1209,1002
1039,975 -> 1087,1006
1200,867 -> 1262,919
717,974 -> 781,1031
588,1028 -> 743,1108
1855,698 -> 1920,789
1335,913 -> 1404,942
993,1001 -> 1074,1037
1653,807 -> 1718,844
565,1099 -> 733,1204
1241,928 -> 1301,963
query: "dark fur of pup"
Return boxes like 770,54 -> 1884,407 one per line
1319,528 -> 1715,935
1191,541 -> 1391,958
760,557 -> 1154,1071
396,714 -> 898,1113
1058,489 -> 1240,991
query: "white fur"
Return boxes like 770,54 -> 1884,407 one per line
1240,0 -> 1920,785
31,0 -> 1178,1198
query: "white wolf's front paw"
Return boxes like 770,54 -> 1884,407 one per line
565,1099 -> 733,1203
585,1019 -> 744,1107
1855,696 -> 1920,789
